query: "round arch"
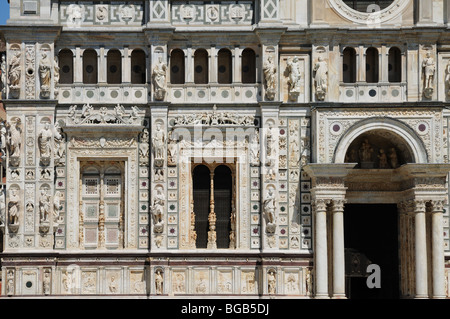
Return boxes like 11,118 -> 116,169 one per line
333,117 -> 428,164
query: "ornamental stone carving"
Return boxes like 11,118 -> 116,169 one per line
66,104 -> 142,125
1,54 -> 6,96
139,128 -> 150,166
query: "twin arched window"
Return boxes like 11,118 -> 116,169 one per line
343,46 -> 402,84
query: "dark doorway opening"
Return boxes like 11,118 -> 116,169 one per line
214,165 -> 232,248
193,165 -> 210,248
344,204 -> 399,299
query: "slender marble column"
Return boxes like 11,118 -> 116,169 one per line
332,199 -> 346,298
414,200 -> 428,298
431,200 -> 446,298
207,170 -> 217,249
314,198 -> 329,298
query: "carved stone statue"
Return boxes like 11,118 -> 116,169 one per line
155,269 -> 164,295
0,188 -> 5,226
39,51 -> 52,96
377,149 -> 388,169
359,139 -> 374,163
167,130 -> 178,166
263,55 -> 277,100
249,129 -> 260,166
39,188 -> 51,223
287,56 -> 301,99
268,270 -> 276,294
8,187 -> 20,228
313,56 -> 328,101
54,123 -> 66,166
7,118 -> 22,159
446,60 -> 450,97
389,147 -> 399,168
422,52 -> 435,98
43,269 -> 51,295
0,121 -> 6,157
53,191 -> 62,222
152,122 -> 165,165
38,122 -> 52,159
54,56 -> 60,98
8,51 -> 21,90
1,54 -> 6,96
139,128 -> 150,166
151,187 -> 165,233
263,187 -> 276,234
152,57 -> 167,101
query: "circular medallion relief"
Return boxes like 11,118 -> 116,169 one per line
328,0 -> 409,24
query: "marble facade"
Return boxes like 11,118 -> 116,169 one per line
0,0 -> 449,299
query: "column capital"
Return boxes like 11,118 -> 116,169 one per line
331,199 -> 346,212
312,198 -> 330,212
430,200 -> 445,213
413,199 -> 426,213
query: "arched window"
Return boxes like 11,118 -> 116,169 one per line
131,49 -> 146,84
194,49 -> 208,84
83,49 -> 98,84
193,165 -> 210,249
388,47 -> 401,83
107,49 -> 122,84
343,47 -> 356,84
241,48 -> 256,84
58,49 -> 74,84
170,49 -> 185,84
366,47 -> 379,83
217,49 -> 232,84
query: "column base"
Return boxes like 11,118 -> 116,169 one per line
331,294 -> 347,299
314,294 -> 330,299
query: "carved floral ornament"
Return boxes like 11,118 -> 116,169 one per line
328,0 -> 409,24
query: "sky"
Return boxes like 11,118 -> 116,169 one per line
0,0 -> 9,25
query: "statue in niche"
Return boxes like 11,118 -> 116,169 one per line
155,269 -> 164,295
263,55 -> 277,100
249,129 -> 260,166
345,148 -> 358,163
152,57 -> 167,101
8,187 -> 20,228
377,149 -> 389,169
268,270 -> 276,294
263,187 -> 276,234
8,51 -> 21,91
139,128 -> 150,166
389,147 -> 399,168
38,123 -> 52,160
151,186 -> 165,233
39,51 -> 52,96
422,52 -> 435,98
152,122 -> 165,165
6,270 -> 14,296
313,56 -> 328,101
446,60 -> 450,97
39,188 -> 51,223
7,118 -> 22,159
286,56 -> 301,100
1,54 -> 6,96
